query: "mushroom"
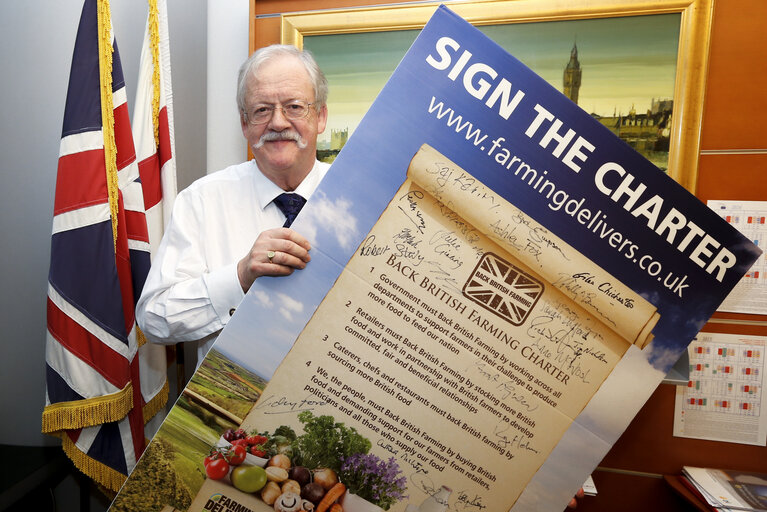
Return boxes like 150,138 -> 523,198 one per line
274,491 -> 303,512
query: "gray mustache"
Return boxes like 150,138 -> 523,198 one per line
255,129 -> 307,149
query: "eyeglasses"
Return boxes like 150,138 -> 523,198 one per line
243,100 -> 315,125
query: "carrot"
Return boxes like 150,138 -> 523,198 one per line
316,482 -> 346,512
329,504 -> 343,512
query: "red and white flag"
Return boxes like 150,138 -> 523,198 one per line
133,0 -> 177,252
132,0 -> 177,440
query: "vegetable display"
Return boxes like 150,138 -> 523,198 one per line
200,412 -> 404,512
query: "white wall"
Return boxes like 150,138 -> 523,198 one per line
207,0 -> 250,172
0,0 -> 213,448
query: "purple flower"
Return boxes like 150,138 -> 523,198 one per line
340,453 -> 407,510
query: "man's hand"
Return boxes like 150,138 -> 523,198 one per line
237,227 -> 312,292
566,487 -> 585,509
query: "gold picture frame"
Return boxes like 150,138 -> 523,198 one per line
280,0 -> 713,192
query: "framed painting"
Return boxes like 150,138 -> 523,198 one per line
279,0 -> 713,192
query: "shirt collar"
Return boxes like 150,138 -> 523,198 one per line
253,159 -> 322,211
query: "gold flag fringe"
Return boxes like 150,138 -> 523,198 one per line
143,378 -> 169,423
59,432 -> 128,492
97,0 -> 119,248
42,384 -> 133,433
149,0 -> 161,147
136,325 -> 148,347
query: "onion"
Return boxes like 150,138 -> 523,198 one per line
312,468 -> 338,491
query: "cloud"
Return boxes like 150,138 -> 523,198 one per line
647,343 -> 684,373
302,190 -> 359,250
275,291 -> 304,321
250,289 -> 269,306
276,292 -> 303,312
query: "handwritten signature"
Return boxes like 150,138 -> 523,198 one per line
425,260 -> 463,294
492,421 -> 539,455
253,394 -> 325,415
457,491 -> 488,511
429,229 -> 463,270
403,453 -> 429,477
552,273 -> 615,327
376,438 -> 399,457
359,234 -> 391,257
424,162 -> 500,213
470,360 -> 538,412
398,191 -> 427,234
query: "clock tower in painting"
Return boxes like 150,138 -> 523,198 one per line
563,42 -> 582,105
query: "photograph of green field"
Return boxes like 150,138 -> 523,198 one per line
110,349 -> 268,512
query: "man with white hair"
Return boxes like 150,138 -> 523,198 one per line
136,44 -> 329,362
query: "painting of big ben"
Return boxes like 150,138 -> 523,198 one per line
307,13 -> 679,172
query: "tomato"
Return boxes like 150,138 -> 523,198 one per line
205,458 -> 229,480
228,444 -> 247,466
204,448 -> 225,467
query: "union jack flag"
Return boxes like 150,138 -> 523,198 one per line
42,0 -> 171,491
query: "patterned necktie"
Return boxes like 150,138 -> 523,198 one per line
273,192 -> 307,228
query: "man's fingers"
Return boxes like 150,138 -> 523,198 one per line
272,227 -> 311,251
266,249 -> 309,269
272,239 -> 311,264
237,228 -> 311,292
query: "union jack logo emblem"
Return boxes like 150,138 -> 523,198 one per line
463,253 -> 543,325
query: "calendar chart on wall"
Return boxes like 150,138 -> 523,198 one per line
708,200 -> 767,315
674,331 -> 767,445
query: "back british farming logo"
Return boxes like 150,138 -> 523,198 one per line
463,253 -> 544,326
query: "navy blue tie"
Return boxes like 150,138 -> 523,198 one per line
273,193 -> 306,227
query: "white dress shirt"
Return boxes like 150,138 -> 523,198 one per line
136,159 -> 331,362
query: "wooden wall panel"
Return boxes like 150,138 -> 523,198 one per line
700,0 -> 767,151
252,17 -> 280,52
251,0 -> 416,52
696,153 -> 767,203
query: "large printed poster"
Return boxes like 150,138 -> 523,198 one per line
110,6 -> 761,512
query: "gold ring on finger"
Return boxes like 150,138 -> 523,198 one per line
267,250 -> 276,263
